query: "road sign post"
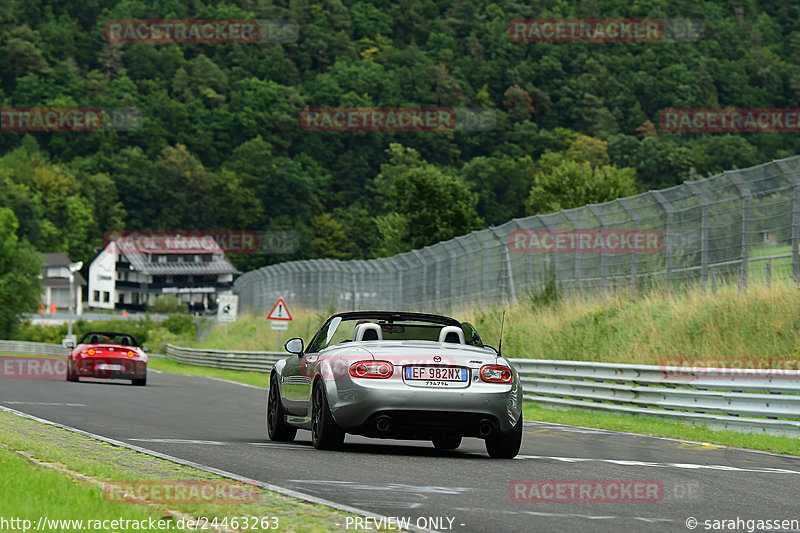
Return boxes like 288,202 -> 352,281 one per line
267,297 -> 293,351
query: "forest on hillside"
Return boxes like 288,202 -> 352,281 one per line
1,0 -> 800,275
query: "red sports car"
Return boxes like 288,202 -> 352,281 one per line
66,331 -> 148,386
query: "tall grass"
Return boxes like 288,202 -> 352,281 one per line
465,280 -> 800,365
193,279 -> 800,367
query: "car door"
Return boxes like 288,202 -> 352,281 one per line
281,317 -> 338,416
280,352 -> 316,416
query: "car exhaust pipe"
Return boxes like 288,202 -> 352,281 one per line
478,420 -> 493,437
375,416 -> 392,432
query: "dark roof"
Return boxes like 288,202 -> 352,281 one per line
43,275 -> 86,287
42,252 -> 71,267
41,253 -> 86,285
109,239 -> 239,276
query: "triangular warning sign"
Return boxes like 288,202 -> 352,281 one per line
267,297 -> 293,321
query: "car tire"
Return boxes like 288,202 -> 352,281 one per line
485,415 -> 523,459
66,361 -> 79,382
267,375 -> 297,442
311,380 -> 344,450
132,376 -> 147,386
432,437 -> 462,450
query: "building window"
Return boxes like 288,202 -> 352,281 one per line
93,290 -> 100,302
157,255 -> 168,264
103,291 -> 110,303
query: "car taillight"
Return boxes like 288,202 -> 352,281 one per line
87,349 -> 95,355
349,361 -> 393,379
127,351 -> 135,358
480,365 -> 513,383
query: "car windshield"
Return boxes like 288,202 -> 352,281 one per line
307,317 -> 478,352
79,332 -> 138,346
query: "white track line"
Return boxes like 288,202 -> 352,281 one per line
524,419 -> 800,459
0,405 -> 433,533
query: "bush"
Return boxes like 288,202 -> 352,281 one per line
147,295 -> 187,314
161,314 -> 196,336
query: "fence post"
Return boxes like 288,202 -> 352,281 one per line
617,198 -> 640,296
490,227 -> 517,306
650,191 -> 674,291
776,159 -> 800,284
588,205 -> 610,293
562,211 -> 582,294
684,181 -> 710,291
727,171 -> 751,292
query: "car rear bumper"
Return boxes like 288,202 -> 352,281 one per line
325,378 -> 523,437
74,359 -> 146,380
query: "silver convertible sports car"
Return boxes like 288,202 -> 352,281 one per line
267,311 -> 523,458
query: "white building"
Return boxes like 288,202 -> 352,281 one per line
41,253 -> 85,314
88,234 -> 239,312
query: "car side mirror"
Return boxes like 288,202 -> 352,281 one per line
141,346 -> 150,352
285,337 -> 304,355
63,341 -> 75,349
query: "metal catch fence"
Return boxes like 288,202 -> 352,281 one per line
235,156 -> 800,313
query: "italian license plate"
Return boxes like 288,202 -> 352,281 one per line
404,366 -> 467,382
97,364 -> 123,371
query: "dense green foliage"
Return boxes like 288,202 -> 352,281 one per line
0,208 -> 42,337
14,313 -> 198,352
1,0 -> 799,276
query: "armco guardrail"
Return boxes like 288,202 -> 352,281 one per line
514,359 -> 800,438
165,344 -> 283,373
0,340 -> 69,357
164,345 -> 800,437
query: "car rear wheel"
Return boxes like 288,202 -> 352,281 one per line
132,376 -> 147,386
267,375 -> 297,442
66,361 -> 79,382
311,381 -> 344,450
485,415 -> 523,459
432,437 -> 462,450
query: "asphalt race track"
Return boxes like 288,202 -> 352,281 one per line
3,370 -> 800,533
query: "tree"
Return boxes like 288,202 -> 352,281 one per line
372,144 -> 483,253
525,153 -> 638,215
0,208 -> 42,337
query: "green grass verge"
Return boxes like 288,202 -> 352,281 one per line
148,357 -> 267,388
524,402 -> 800,456
0,447 -> 162,532
0,410 -> 370,532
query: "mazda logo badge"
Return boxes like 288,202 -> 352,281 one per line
433,356 -> 441,362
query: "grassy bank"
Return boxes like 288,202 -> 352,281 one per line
191,280 -> 800,367
465,281 -> 800,365
0,410 -> 363,532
